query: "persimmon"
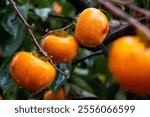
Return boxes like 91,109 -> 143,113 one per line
53,4 -> 62,14
108,36 -> 150,95
43,88 -> 66,100
75,8 -> 109,47
41,34 -> 78,63
10,52 -> 56,91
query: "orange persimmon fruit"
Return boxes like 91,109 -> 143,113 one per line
75,8 -> 109,47
53,3 -> 62,14
43,88 -> 66,100
10,52 -> 56,91
108,36 -> 150,95
41,34 -> 78,63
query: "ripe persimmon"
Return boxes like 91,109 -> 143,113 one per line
75,8 -> 109,47
43,88 -> 66,100
10,52 -> 56,91
108,36 -> 150,95
41,34 -> 78,63
53,3 -> 62,14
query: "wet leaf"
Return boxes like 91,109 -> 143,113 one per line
0,56 -> 13,91
65,83 -> 97,99
34,8 -> 51,21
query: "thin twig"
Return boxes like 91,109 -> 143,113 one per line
96,0 -> 150,40
8,0 -> 70,78
109,0 -> 150,18
39,22 -> 75,40
47,22 -> 75,34
72,44 -> 108,65
8,0 -> 46,56
48,13 -> 75,22
72,50 -> 103,65
104,17 -> 148,45
48,59 -> 70,78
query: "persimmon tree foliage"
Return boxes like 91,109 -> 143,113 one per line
0,0 -> 150,100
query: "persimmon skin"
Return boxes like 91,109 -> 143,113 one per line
75,8 -> 109,47
43,88 -> 66,100
108,36 -> 150,95
10,52 -> 56,92
41,35 -> 78,63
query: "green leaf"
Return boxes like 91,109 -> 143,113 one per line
65,83 -> 97,99
3,83 -> 16,100
34,8 -> 51,21
0,56 -> 13,91
92,55 -> 111,78
61,1 -> 75,17
115,88 -> 126,100
31,0 -> 53,7
0,4 -> 29,57
14,87 -> 32,100
1,4 -> 29,36
71,76 -> 94,93
50,64 -> 71,93
109,0 -> 125,10
74,67 -> 89,76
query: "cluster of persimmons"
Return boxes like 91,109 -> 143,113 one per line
9,7 -> 150,99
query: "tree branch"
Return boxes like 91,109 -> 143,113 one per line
48,13 -> 75,22
104,17 -> 150,45
109,0 -> 150,18
96,0 -> 150,40
8,0 -> 70,78
38,22 -> 75,40
72,50 -> 103,65
8,0 -> 46,56
66,0 -> 150,64
73,17 -> 150,64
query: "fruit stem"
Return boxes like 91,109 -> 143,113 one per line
39,22 -> 75,40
